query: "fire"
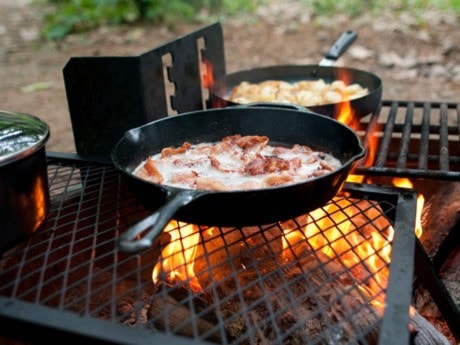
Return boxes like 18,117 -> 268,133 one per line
282,198 -> 394,300
152,221 -> 202,291
334,71 -> 424,240
335,70 -> 358,128
335,70 -> 379,168
392,178 -> 424,238
200,58 -> 214,89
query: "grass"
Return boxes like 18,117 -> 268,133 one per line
302,0 -> 459,17
37,0 -> 459,40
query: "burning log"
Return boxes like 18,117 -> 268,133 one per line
409,306 -> 451,345
147,285 -> 222,343
421,181 -> 460,259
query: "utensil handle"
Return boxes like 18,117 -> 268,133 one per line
323,30 -> 357,61
116,190 -> 201,252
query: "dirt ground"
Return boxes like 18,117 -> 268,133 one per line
1,0 -> 459,153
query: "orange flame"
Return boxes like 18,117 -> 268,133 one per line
334,71 -> 424,241
346,174 -> 366,183
281,197 -> 394,303
361,114 -> 380,167
333,68 -> 382,170
200,58 -> 214,89
308,199 -> 393,290
391,178 -> 424,238
335,70 -> 359,129
152,221 -> 202,291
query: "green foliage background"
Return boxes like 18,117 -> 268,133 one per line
37,0 -> 459,40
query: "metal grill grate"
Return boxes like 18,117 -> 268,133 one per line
0,156 -> 417,344
355,100 -> 460,180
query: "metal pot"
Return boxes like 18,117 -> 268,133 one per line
0,110 -> 50,252
112,104 -> 365,252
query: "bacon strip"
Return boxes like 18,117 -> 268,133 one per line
138,157 -> 164,183
234,135 -> 268,150
264,173 -> 294,186
161,141 -> 192,158
244,156 -> 290,175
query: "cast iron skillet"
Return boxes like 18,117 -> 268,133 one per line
112,105 -> 365,252
209,32 -> 382,119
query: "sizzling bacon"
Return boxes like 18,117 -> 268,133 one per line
264,173 -> 294,186
134,135 -> 341,191
195,177 -> 228,191
265,156 -> 290,173
319,160 -> 334,171
244,156 -> 290,175
138,157 -> 164,183
272,146 -> 290,155
292,144 -> 313,154
209,156 -> 240,173
161,141 -> 192,158
171,171 -> 198,186
222,134 -> 241,145
288,157 -> 302,172
173,157 -> 208,168
312,169 -> 331,177
244,157 -> 267,175
234,135 -> 269,150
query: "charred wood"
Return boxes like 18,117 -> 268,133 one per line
409,306 -> 451,345
147,284 -> 222,343
421,181 -> 460,263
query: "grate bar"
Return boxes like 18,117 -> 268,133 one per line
457,104 -> 460,154
439,103 -> 450,171
396,102 -> 414,169
356,100 -> 460,180
417,103 -> 431,170
374,101 -> 398,168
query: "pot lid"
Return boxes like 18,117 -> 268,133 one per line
0,110 -> 50,166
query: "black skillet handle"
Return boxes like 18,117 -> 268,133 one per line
322,30 -> 357,63
117,190 -> 204,252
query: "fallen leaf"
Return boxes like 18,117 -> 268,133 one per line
20,81 -> 53,93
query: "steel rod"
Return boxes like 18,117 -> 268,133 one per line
375,101 -> 398,167
396,102 -> 414,169
439,103 -> 450,171
417,102 -> 431,170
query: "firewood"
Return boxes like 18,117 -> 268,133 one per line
147,292 -> 222,343
421,181 -> 460,258
409,306 -> 451,345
